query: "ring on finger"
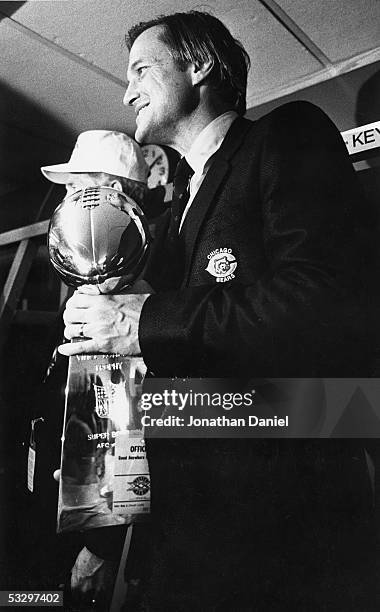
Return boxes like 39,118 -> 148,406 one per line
79,322 -> 86,338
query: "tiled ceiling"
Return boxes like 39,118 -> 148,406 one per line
275,0 -> 380,62
0,0 -> 379,198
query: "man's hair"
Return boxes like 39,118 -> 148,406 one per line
125,11 -> 250,116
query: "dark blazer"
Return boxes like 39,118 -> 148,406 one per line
136,103 -> 375,610
141,101 -> 372,378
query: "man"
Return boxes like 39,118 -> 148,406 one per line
59,12 -> 374,610
41,129 -> 149,607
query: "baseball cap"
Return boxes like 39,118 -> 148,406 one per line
41,130 -> 149,184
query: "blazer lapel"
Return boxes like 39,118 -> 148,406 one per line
180,117 -> 253,286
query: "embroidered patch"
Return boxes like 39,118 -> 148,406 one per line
206,248 -> 237,282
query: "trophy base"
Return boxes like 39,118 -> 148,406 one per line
57,353 -> 150,533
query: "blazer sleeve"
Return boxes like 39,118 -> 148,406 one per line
139,102 -> 373,377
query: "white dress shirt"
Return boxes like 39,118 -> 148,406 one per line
179,110 -> 238,231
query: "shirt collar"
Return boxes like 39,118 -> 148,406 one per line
185,110 -> 238,175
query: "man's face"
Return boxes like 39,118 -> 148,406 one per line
65,173 -> 104,198
124,26 -> 195,146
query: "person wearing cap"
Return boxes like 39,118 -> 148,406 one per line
42,129 -> 149,206
41,129 -> 150,608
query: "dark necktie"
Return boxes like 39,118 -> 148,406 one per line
171,157 -> 194,233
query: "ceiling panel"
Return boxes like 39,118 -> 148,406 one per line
216,1 -> 322,107
0,18 -> 133,141
276,0 -> 380,62
0,0 -> 207,81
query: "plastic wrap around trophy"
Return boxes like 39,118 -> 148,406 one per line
48,186 -> 151,532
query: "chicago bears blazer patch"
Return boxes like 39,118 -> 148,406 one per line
206,248 -> 237,282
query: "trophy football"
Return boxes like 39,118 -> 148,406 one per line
48,186 -> 151,532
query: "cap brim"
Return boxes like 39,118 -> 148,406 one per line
41,163 -> 149,185
40,163 -> 74,184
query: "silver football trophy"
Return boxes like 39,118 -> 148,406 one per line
48,186 -> 151,532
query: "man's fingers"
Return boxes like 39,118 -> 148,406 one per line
63,322 -> 93,340
68,290 -> 97,305
58,339 -> 99,356
63,306 -> 90,326
59,293 -> 148,356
